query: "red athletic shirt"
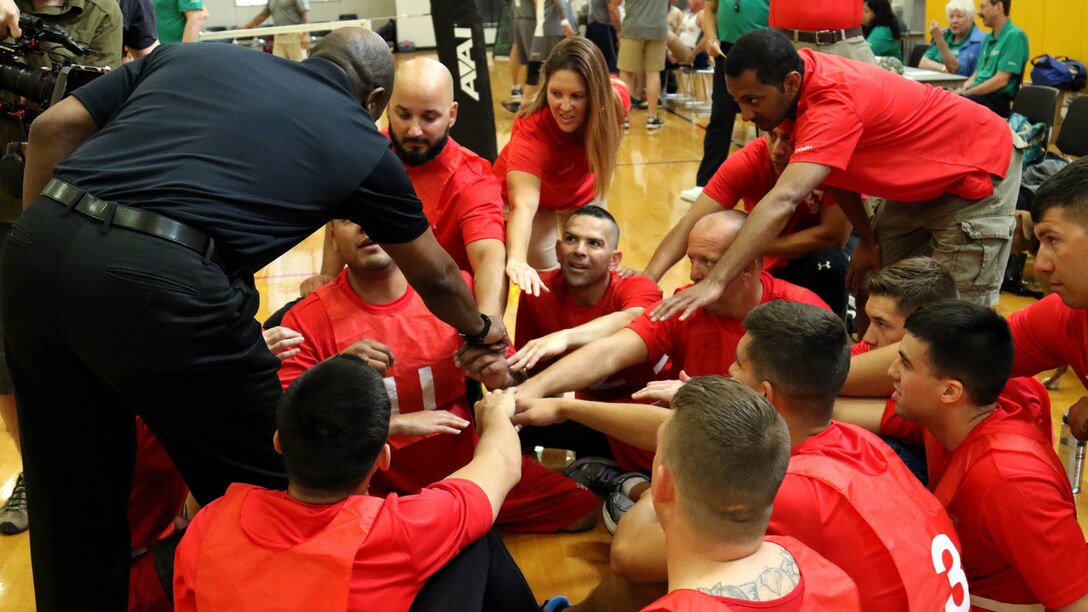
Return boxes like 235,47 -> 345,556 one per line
769,1 -> 861,31
516,268 -> 665,472
493,79 -> 631,210
768,422 -> 967,611
627,273 -> 828,377
640,535 -> 860,611
1010,293 -> 1088,386
279,270 -> 473,495
173,479 -> 493,612
927,406 -> 1088,608
787,49 -> 1013,202
516,269 -> 665,400
702,136 -> 836,271
387,134 -> 505,271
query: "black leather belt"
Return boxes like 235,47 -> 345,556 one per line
41,178 -> 226,269
775,26 -> 863,45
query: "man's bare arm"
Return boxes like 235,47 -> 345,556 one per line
841,342 -> 898,397
651,162 -> 832,321
832,397 -> 890,434
516,328 -> 649,399
512,396 -> 670,450
446,389 -> 521,519
181,9 -> 206,43
23,97 -> 100,206
610,494 -> 668,582
383,229 -> 508,345
761,201 -> 851,259
466,238 -> 508,318
510,307 -> 645,372
643,193 -> 725,281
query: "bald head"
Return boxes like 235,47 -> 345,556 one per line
393,58 -> 455,108
690,209 -> 746,253
311,27 -> 395,118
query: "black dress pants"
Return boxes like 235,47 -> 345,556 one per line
1,198 -> 287,611
695,46 -> 741,187
770,248 -> 850,320
410,529 -> 539,612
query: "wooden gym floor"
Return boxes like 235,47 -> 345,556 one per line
0,50 -> 1082,609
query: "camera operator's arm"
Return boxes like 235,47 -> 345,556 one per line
23,97 -> 98,205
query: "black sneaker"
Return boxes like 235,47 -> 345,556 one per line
646,116 -> 665,130
540,596 -> 571,612
562,457 -> 621,495
501,100 -> 521,114
0,472 -> 28,535
511,85 -> 524,100
603,491 -> 635,534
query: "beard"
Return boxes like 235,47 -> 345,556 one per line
391,130 -> 450,166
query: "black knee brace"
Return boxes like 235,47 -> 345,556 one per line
526,60 -> 543,86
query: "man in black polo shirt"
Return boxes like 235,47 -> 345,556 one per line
2,27 -> 507,611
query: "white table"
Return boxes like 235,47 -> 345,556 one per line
902,66 -> 968,89
199,19 -> 372,42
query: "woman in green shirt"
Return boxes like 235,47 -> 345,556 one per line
863,0 -> 903,61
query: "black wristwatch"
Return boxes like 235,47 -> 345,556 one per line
459,313 -> 492,344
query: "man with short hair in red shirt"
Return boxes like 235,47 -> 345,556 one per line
889,300 -> 1088,610
653,28 -> 1022,322
644,125 -> 851,317
277,220 -> 599,533
642,376 -> 860,612
469,205 -> 664,472
174,356 -> 540,612
300,57 -> 508,317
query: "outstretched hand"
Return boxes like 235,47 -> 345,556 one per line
391,410 -> 470,437
650,281 -> 723,322
506,260 -> 549,298
341,339 -> 395,375
631,371 -> 692,406
262,326 -> 305,361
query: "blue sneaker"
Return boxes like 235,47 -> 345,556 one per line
541,596 -> 571,612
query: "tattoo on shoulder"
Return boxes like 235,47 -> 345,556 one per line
696,549 -> 800,601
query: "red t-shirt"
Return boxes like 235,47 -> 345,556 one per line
1009,293 -> 1088,386
640,535 -> 860,611
279,271 -> 474,495
394,135 -> 506,271
703,136 -> 836,271
627,273 -> 828,377
493,79 -> 631,210
927,407 -> 1088,608
277,271 -> 599,531
768,422 -> 966,611
516,269 -> 665,400
787,50 -> 1013,202
516,268 -> 665,472
769,1 -> 861,31
173,479 -> 493,612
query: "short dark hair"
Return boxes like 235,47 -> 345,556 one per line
724,29 -> 804,89
567,204 -> 621,244
276,354 -> 391,492
742,301 -> 850,416
998,0 -> 1011,16
664,376 -> 790,542
904,300 -> 1013,405
866,257 -> 958,315
1031,157 -> 1088,225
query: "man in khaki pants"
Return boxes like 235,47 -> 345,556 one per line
242,0 -> 311,60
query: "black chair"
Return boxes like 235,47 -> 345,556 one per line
1056,95 -> 1088,158
907,44 -> 928,68
1013,85 -> 1060,126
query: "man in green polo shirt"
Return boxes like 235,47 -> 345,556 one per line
958,0 -> 1028,117
152,0 -> 204,43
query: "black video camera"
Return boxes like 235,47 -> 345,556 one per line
0,14 -> 108,109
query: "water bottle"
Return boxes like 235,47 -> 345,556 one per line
1060,413 -> 1086,494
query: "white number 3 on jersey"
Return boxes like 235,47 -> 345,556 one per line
931,533 -> 970,612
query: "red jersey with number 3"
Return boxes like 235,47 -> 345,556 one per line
640,535 -> 861,611
768,422 -> 968,611
928,406 -> 1088,608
